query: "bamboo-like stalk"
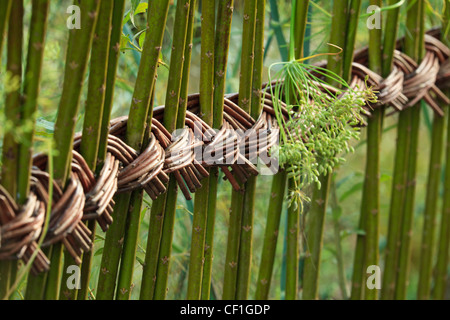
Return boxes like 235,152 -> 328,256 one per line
42,0 -> 100,301
0,0 -> 23,300
417,109 -> 446,300
284,0 -> 309,301
151,0 -> 192,300
58,0 -> 114,301
222,0 -> 257,300
302,0 -> 349,300
14,0 -> 49,301
235,0 -> 266,300
77,0 -> 126,301
96,0 -> 170,300
0,0 -> 12,62
395,0 -> 424,300
342,0 -> 362,83
379,0 -> 404,300
361,0 -> 383,301
201,0 -> 234,300
187,0 -> 214,300
433,2 -> 450,300
254,172 -> 287,300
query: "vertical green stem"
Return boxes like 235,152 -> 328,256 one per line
379,0 -> 404,300
187,0 -> 214,300
201,0 -> 234,300
0,0 -> 12,62
152,0 -> 192,300
44,0 -> 100,301
222,0 -> 257,300
362,0 -> 383,301
96,0 -> 170,300
342,0 -> 361,83
59,0 -> 114,301
255,172 -> 287,300
303,0 -> 349,300
0,0 -> 23,300
394,0 -> 424,300
417,109 -> 446,299
235,0 -> 265,300
77,0 -> 126,301
433,1 -> 450,299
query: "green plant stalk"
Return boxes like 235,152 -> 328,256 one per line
285,179 -> 300,300
235,0 -> 265,300
362,0 -> 383,301
394,0 -> 424,300
433,2 -> 450,299
115,190 -> 144,300
378,0 -> 404,300
285,0 -> 306,300
140,194 -> 167,300
201,0 -> 234,300
434,91 -> 450,300
255,171 -> 287,300
187,0 -> 213,300
44,1 -> 100,300
96,0 -> 170,300
0,0 -> 12,62
222,0 -> 257,300
303,0 -> 349,300
222,189 -> 244,300
330,181 -> 349,299
0,0 -> 23,300
139,1 -> 193,294
152,0 -> 192,300
294,0 -> 309,60
77,0 -> 126,301
58,0 -> 114,301
342,0 -> 361,83
417,109 -> 446,300
15,0 -> 49,301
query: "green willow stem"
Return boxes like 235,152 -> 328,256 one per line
255,172 -> 287,300
15,0 -> 49,301
395,0 -> 424,300
342,0 -> 361,83
77,0 -> 126,301
379,0 -> 404,300
434,92 -> 450,300
285,179 -> 300,300
285,0 -> 309,300
201,0 -> 234,300
303,0 -> 349,300
362,0 -> 383,301
433,2 -> 450,299
235,0 -> 266,301
96,0 -> 170,300
187,0 -> 213,300
44,0 -> 100,301
222,0 -> 256,300
0,0 -> 12,62
0,0 -> 23,300
153,0 -> 192,300
294,0 -> 309,60
417,109 -> 446,300
59,0 -> 114,301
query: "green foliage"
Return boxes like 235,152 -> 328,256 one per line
268,60 -> 377,206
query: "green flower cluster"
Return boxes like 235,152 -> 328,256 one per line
268,61 -> 377,206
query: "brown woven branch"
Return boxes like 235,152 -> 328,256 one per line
0,30 -> 449,273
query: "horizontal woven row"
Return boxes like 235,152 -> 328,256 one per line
0,31 -> 449,274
